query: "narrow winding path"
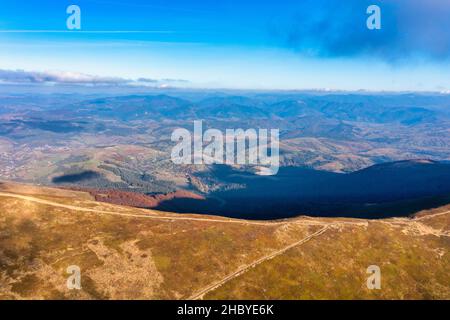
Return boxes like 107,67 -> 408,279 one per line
2,190 -> 448,300
188,225 -> 331,300
0,191 -> 282,226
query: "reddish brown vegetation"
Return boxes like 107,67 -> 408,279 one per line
66,187 -> 204,209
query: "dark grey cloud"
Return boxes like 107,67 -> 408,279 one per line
270,0 -> 450,61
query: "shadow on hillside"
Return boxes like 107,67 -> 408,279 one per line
155,162 -> 450,220
52,171 -> 101,184
155,194 -> 450,220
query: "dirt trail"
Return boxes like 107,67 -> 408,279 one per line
0,191 -> 286,226
188,225 -> 331,300
187,212 -> 450,300
0,191 -> 374,228
1,190 -> 448,300
414,210 -> 450,221
378,212 -> 450,237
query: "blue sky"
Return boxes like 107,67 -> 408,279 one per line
0,0 -> 449,91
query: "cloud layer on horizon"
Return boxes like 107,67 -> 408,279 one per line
0,69 -> 189,87
271,0 -> 450,62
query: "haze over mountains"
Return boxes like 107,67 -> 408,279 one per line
0,91 -> 449,219
0,89 -> 449,300
1,0 -> 449,301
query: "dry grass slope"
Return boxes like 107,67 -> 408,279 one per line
0,182 -> 448,300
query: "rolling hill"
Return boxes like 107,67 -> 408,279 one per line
0,181 -> 448,299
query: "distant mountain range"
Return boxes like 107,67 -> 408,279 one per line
1,88 -> 449,298
54,94 -> 448,125
0,92 -> 449,220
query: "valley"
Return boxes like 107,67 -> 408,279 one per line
0,91 -> 449,300
1,0 -> 449,304
1,92 -> 450,220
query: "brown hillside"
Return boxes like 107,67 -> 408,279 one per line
0,182 -> 448,300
